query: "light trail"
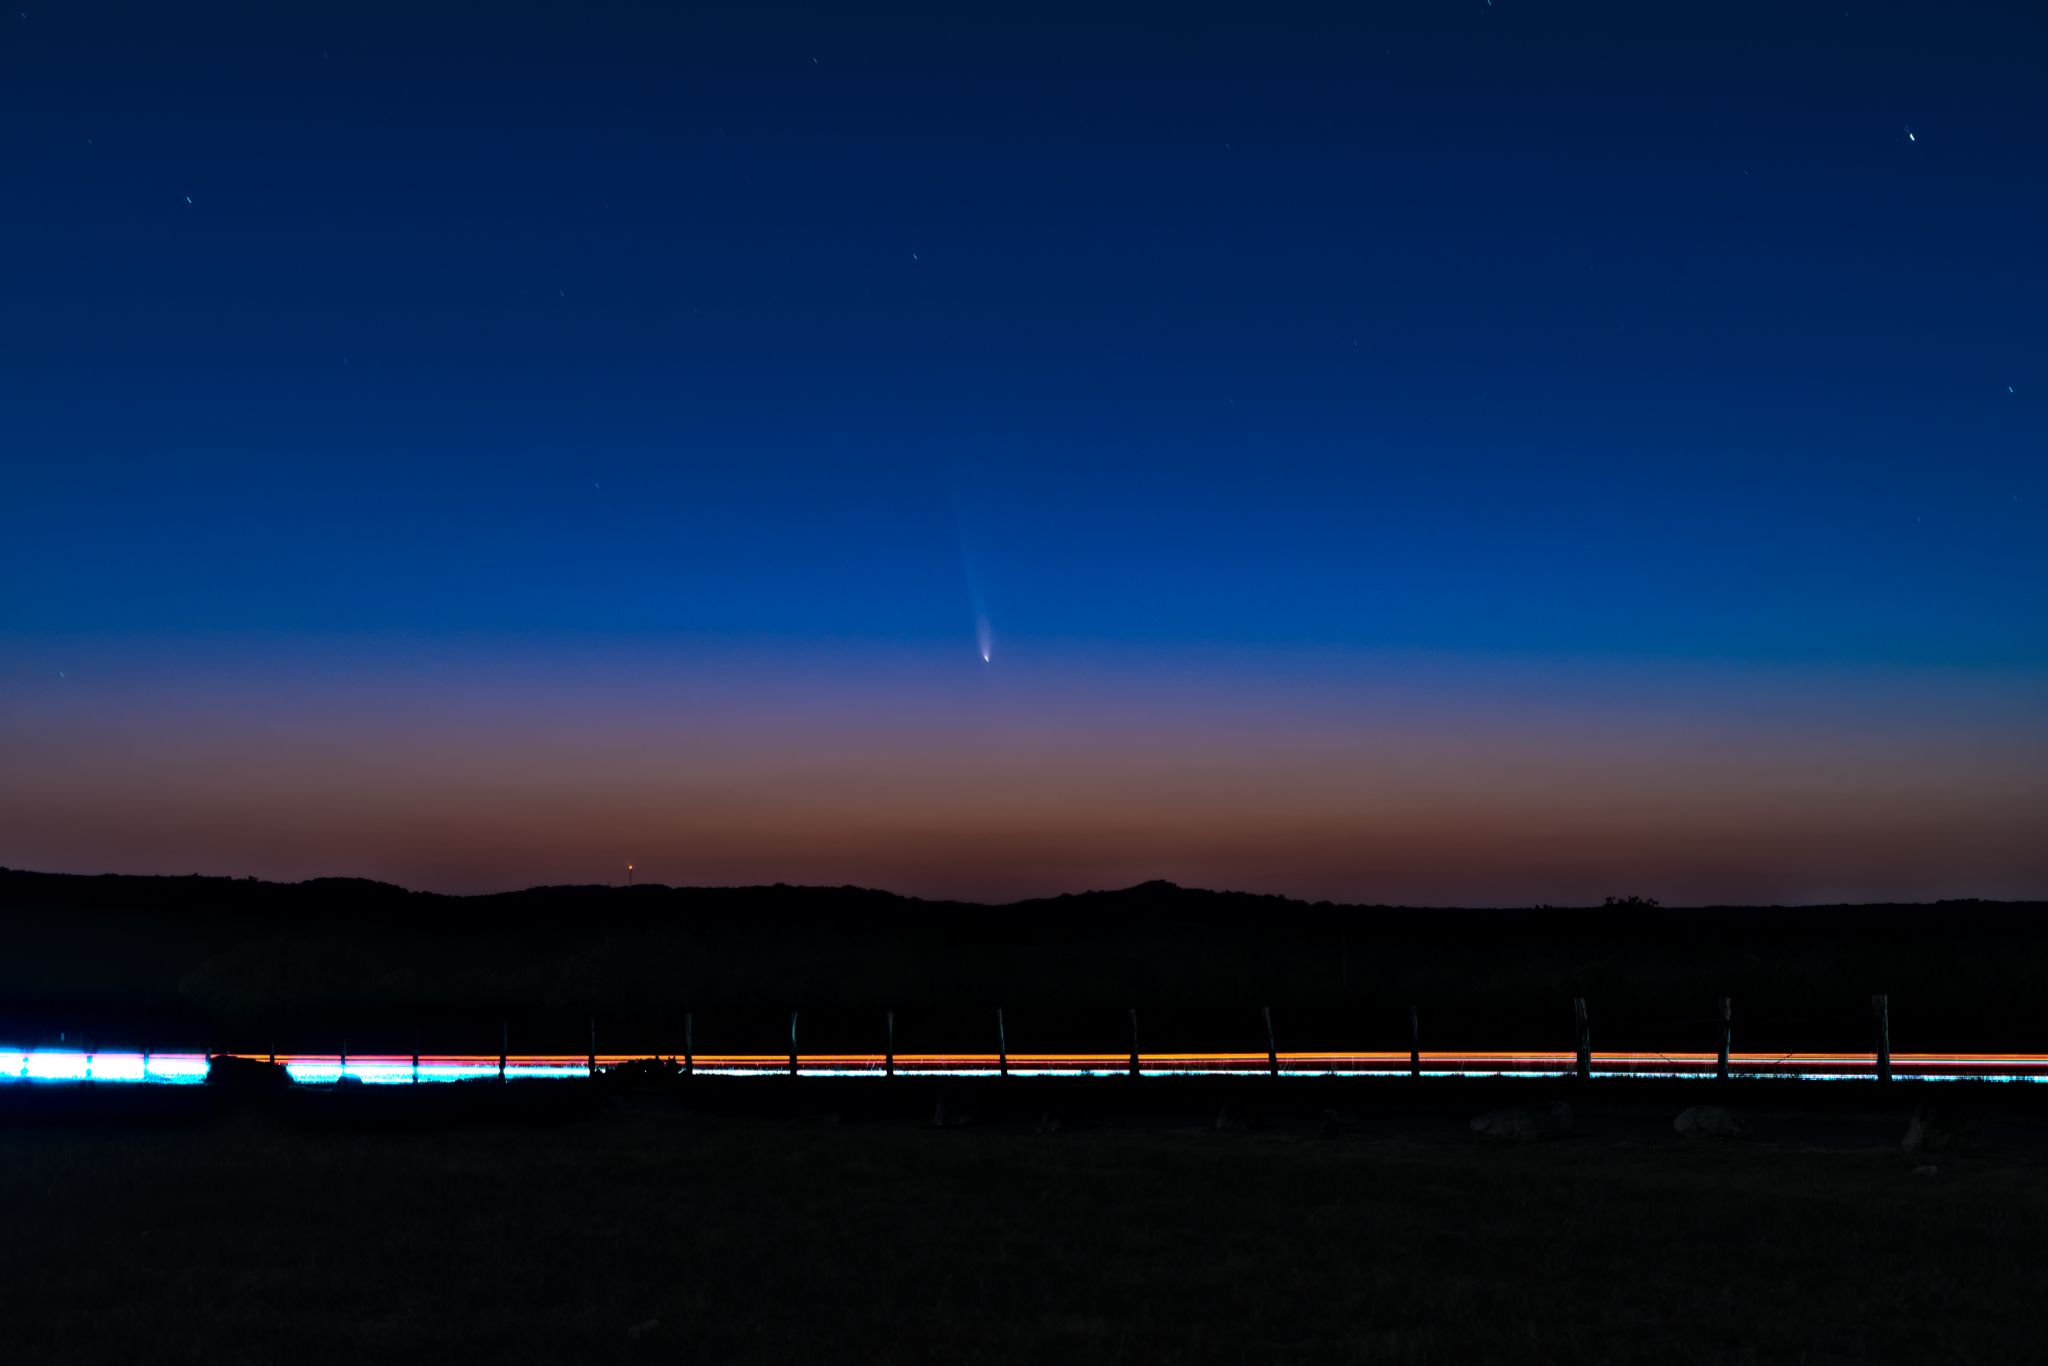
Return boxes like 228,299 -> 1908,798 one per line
2,1052 -> 212,1084
5,1050 -> 2048,1083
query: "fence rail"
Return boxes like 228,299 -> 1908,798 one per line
9,997 -> 2046,1085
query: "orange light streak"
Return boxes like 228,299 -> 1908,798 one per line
227,1050 -> 2048,1074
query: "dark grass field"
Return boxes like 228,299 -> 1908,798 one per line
6,1082 -> 2048,1364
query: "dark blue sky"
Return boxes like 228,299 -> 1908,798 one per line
3,4 -> 2045,899
6,0 -> 2043,662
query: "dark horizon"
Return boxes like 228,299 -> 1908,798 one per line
4,863 -> 2038,914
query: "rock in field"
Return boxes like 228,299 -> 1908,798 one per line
1214,1107 -> 1263,1133
1470,1101 -> 1572,1140
1673,1104 -> 1746,1138
1316,1109 -> 1363,1139
1903,1106 -> 1973,1154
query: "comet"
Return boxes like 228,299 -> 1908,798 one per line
955,484 -> 995,664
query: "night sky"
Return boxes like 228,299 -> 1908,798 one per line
3,3 -> 2044,904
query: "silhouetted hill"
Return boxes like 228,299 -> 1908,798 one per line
2,867 -> 2043,1054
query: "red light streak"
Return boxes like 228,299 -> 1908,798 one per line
224,1051 -> 2048,1078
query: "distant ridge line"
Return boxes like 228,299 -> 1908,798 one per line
0,865 -> 2039,915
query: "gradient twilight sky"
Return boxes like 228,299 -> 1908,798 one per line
3,3 -> 2045,903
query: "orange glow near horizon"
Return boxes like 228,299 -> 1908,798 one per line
5,642 -> 2046,904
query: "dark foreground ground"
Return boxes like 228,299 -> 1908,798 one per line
5,1080 -> 2048,1364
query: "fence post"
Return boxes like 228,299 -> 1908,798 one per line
997,1007 -> 1008,1077
1128,1007 -> 1140,1077
588,1016 -> 597,1079
499,1020 -> 508,1082
1409,1005 -> 1421,1079
1717,997 -> 1731,1081
789,1010 -> 799,1077
1262,1005 -> 1278,1077
1873,993 -> 1891,1084
885,1010 -> 895,1077
142,1047 -> 150,1083
683,1012 -> 694,1076
1573,998 -> 1591,1082
339,1038 -> 347,1082
412,1029 -> 420,1085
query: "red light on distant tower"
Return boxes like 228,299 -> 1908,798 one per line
627,863 -> 634,887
